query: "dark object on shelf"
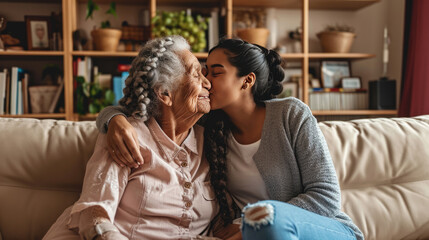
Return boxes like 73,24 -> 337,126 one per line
73,29 -> 89,50
2,21 -> 26,49
369,77 -> 396,110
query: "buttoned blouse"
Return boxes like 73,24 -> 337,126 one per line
67,117 -> 217,240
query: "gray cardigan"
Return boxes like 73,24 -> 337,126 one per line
96,98 -> 363,240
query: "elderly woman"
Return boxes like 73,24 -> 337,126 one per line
43,36 -> 216,240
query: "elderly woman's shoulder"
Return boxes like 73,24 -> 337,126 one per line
127,117 -> 151,133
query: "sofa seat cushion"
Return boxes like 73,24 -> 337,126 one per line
319,115 -> 429,240
0,118 -> 98,240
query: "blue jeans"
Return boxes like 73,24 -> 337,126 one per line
241,200 -> 356,240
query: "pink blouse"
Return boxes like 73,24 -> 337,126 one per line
44,117 -> 217,240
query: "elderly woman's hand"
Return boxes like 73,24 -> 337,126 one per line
107,115 -> 144,168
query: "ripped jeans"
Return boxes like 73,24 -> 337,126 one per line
241,200 -> 356,240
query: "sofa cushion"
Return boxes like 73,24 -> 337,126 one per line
319,115 -> 429,240
0,118 -> 98,240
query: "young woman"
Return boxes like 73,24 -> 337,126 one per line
97,38 -> 363,240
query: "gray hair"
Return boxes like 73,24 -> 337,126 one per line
119,35 -> 190,120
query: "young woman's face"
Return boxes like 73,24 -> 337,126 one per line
204,48 -> 245,110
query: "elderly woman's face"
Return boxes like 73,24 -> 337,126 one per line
171,50 -> 211,115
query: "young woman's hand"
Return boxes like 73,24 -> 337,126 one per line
106,115 -> 143,168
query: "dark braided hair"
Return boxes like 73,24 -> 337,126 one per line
203,38 -> 285,230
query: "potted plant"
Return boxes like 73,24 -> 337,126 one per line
86,0 -> 122,51
317,24 -> 356,53
234,9 -> 269,47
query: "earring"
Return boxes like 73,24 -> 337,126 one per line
242,85 -> 247,90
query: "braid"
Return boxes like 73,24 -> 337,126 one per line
119,37 -> 175,120
204,110 -> 240,231
257,46 -> 284,98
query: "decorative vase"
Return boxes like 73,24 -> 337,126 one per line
91,28 -> 122,51
237,28 -> 270,47
317,31 -> 356,53
28,86 -> 58,113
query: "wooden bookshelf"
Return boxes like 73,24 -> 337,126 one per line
0,51 -> 64,56
1,0 -> 387,121
0,113 -> 66,119
308,53 -> 376,59
72,51 -> 138,57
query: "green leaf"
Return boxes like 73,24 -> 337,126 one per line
86,0 -> 99,20
101,20 -> 111,28
83,83 -> 90,97
89,103 -> 99,114
106,2 -> 117,17
76,76 -> 85,84
76,95 -> 85,115
105,90 -> 115,104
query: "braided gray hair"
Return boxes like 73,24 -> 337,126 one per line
119,35 -> 190,120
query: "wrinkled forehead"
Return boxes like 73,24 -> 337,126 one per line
178,50 -> 200,72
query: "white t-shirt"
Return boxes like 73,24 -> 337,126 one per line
226,133 -> 269,209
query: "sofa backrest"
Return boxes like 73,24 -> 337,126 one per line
319,115 -> 429,240
1,116 -> 429,240
0,118 -> 98,240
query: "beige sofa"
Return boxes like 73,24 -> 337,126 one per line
1,116 -> 429,240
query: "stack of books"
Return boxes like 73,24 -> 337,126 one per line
309,88 -> 368,111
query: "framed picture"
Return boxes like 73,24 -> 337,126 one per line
25,16 -> 51,50
320,61 -> 351,88
341,77 -> 362,89
278,81 -> 298,98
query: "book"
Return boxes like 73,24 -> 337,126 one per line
117,64 -> 131,72
10,67 -> 23,115
4,69 -> 10,114
22,73 -> 29,114
17,80 -> 22,115
113,71 -> 129,105
0,70 -> 6,115
208,10 -> 219,50
112,76 -> 123,105
77,57 -> 92,83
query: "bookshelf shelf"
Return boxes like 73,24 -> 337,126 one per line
280,53 -> 305,59
0,113 -> 66,119
75,113 -> 98,121
72,51 -> 138,57
308,53 -> 376,59
0,51 -> 64,56
233,0 -> 379,10
312,110 -> 398,116
72,51 -> 210,59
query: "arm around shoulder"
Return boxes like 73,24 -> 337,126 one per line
96,105 -> 130,133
